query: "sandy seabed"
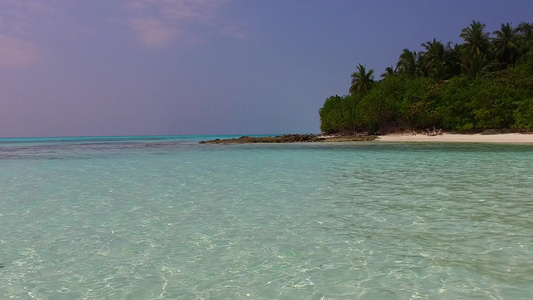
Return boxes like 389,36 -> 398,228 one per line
378,133 -> 533,143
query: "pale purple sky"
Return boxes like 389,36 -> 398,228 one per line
1,0 -> 532,137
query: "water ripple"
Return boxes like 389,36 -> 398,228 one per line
1,142 -> 532,299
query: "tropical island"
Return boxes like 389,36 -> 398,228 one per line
202,20 -> 533,144
320,20 -> 533,135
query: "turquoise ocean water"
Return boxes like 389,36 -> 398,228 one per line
1,135 -> 532,299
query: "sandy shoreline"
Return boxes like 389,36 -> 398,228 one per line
199,133 -> 533,144
377,133 -> 533,143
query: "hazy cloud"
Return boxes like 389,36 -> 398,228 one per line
0,0 -> 58,35
0,1 -> 60,69
0,0 -> 249,69
220,23 -> 248,39
2,0 -> 57,14
122,0 -> 247,47
0,34 -> 40,69
130,18 -> 177,47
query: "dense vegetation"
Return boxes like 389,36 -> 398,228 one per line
319,21 -> 533,134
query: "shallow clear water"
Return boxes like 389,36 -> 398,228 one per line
1,136 -> 532,299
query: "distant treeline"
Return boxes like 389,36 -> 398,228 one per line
319,21 -> 533,134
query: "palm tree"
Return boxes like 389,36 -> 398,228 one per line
462,54 -> 493,78
420,39 -> 446,79
517,22 -> 533,37
380,65 -> 395,79
460,20 -> 491,57
446,43 -> 462,77
396,49 -> 418,77
460,21 -> 492,77
419,39 -> 461,80
492,23 -> 521,67
517,22 -> 533,63
349,64 -> 375,96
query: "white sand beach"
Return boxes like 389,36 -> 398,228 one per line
378,133 -> 533,143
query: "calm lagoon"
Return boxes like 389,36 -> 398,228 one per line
1,136 -> 532,299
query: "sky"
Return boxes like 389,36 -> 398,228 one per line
1,0 -> 532,137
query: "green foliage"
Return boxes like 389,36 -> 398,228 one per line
513,98 -> 533,130
319,94 -> 361,133
470,79 -> 515,129
356,75 -> 406,133
433,75 -> 475,130
401,77 -> 439,128
319,20 -> 533,134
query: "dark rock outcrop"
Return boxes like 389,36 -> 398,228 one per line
199,134 -> 376,144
